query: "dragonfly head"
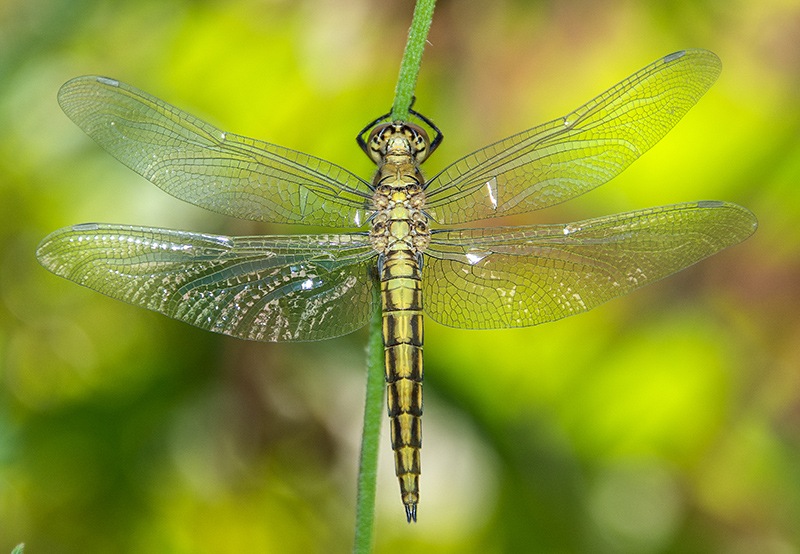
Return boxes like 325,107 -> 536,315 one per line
363,122 -> 432,165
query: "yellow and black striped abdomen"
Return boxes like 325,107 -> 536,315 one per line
380,248 -> 423,522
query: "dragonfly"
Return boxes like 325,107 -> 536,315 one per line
37,49 -> 757,522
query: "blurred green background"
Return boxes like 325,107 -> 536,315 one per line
1,0 -> 798,552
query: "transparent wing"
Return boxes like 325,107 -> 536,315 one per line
423,201 -> 756,329
58,76 -> 374,227
36,224 -> 377,341
424,50 -> 721,224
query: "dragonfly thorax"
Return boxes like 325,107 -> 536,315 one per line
370,182 -> 430,255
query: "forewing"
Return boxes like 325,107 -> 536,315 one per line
425,50 -> 721,224
58,76 -> 373,227
37,224 -> 377,341
424,202 -> 756,329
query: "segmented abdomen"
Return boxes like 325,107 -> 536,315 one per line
380,247 -> 423,523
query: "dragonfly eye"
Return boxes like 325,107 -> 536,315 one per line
366,124 -> 394,163
403,123 -> 432,163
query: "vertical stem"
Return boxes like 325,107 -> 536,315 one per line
391,0 -> 437,121
353,280 -> 384,553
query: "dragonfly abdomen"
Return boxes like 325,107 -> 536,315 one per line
380,248 -> 424,523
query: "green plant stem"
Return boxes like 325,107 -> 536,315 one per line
391,0 -> 437,121
353,281 -> 384,553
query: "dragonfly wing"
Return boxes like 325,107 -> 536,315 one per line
37,224 -> 377,341
423,201 -> 756,329
58,76 -> 374,227
425,50 -> 721,224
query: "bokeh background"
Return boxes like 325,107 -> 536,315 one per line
1,0 -> 798,552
